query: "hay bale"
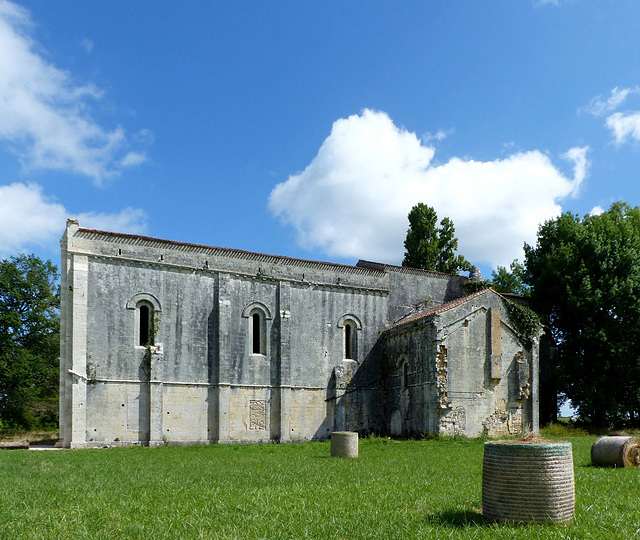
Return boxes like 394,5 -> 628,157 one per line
0,440 -> 30,450
482,441 -> 575,525
591,436 -> 640,468
331,431 -> 358,458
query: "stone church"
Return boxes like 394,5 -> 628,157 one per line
59,219 -> 540,448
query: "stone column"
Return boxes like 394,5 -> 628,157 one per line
58,222 -> 73,447
489,307 -> 502,380
530,335 -> 540,433
278,282 -> 292,442
217,385 -> 231,442
216,275 -> 232,442
148,345 -> 165,447
69,253 -> 89,449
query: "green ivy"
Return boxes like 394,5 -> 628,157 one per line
462,280 -> 492,294
504,300 -> 541,350
86,362 -> 97,385
149,310 -> 161,345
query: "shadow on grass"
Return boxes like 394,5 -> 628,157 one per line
425,508 -> 485,528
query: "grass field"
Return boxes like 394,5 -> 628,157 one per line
0,435 -> 638,539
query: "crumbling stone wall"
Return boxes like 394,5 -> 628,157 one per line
383,289 -> 539,438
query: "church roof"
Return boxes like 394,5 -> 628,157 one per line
73,226 -> 388,276
69,223 -> 469,281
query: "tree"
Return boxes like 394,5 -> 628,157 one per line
402,203 -> 470,274
524,202 -> 640,427
491,260 -> 529,296
0,255 -> 59,429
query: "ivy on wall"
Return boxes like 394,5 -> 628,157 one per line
504,300 -> 541,351
461,280 -> 541,350
461,280 -> 492,294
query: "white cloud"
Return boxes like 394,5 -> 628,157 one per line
581,87 -> 640,117
590,205 -> 604,216
422,129 -> 450,143
606,112 -> 640,145
0,0 -> 148,182
0,182 -> 147,255
269,109 -> 587,269
119,151 -> 147,168
562,146 -> 589,189
582,87 -> 640,117
581,87 -> 640,145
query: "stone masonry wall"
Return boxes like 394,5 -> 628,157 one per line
60,221 -> 536,447
61,222 -> 453,447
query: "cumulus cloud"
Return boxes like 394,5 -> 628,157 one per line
269,109 -> 587,269
0,0 -> 148,182
0,182 -> 147,254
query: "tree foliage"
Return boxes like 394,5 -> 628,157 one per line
0,255 -> 59,429
525,202 -> 640,427
491,260 -> 529,296
402,203 -> 471,274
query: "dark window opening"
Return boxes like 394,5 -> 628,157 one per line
139,304 -> 151,346
345,322 -> 354,359
252,313 -> 261,354
403,362 -> 409,389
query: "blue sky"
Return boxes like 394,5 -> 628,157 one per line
1,1 -> 640,279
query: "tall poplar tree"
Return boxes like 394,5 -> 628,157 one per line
402,203 -> 470,274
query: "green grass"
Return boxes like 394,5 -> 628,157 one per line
0,436 -> 638,539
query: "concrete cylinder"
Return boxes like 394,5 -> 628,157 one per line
483,441 -> 575,525
591,436 -> 640,468
331,431 -> 358,458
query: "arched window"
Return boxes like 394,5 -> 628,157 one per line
138,301 -> 154,346
337,314 -> 362,362
252,312 -> 263,355
403,362 -> 409,389
126,293 -> 162,348
344,320 -> 355,360
242,302 -> 272,357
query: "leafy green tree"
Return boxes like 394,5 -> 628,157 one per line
0,255 -> 59,429
402,203 -> 471,274
491,260 -> 529,296
525,202 -> 640,427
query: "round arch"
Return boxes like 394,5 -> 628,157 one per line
126,292 -> 162,312
337,313 -> 362,330
241,301 -> 273,320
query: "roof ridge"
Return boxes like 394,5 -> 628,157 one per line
387,287 -> 497,330
356,259 -> 467,279
74,227 -> 386,274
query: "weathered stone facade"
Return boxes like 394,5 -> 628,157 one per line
384,291 -> 539,438
59,220 -> 538,448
